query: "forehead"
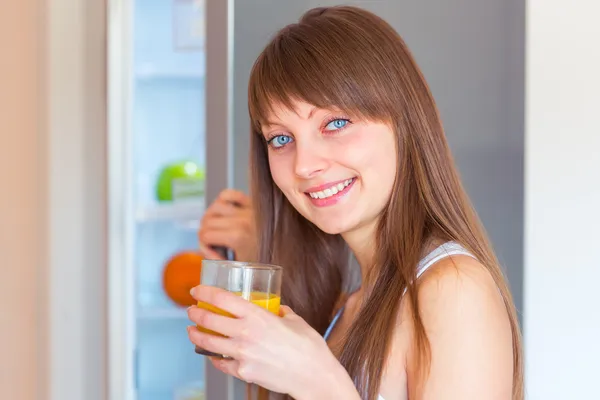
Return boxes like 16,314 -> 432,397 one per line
264,100 -> 316,123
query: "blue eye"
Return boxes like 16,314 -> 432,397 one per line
269,135 -> 293,149
324,118 -> 349,131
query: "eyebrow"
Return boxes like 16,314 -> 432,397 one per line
263,106 -> 319,129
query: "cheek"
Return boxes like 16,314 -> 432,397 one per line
375,138 -> 398,177
338,126 -> 397,178
372,134 -> 398,191
268,153 -> 293,192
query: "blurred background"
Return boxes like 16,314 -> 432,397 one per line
0,0 -> 598,399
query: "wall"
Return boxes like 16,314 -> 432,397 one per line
0,1 -> 107,399
47,1 -> 107,399
0,1 -> 47,399
524,1 -> 600,398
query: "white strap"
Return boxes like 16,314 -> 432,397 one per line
416,241 -> 476,278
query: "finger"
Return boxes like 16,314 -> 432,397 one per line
198,229 -> 241,250
187,305 -> 240,338
198,242 -> 225,260
204,200 -> 245,218
279,305 -> 295,317
200,215 -> 248,232
190,285 -> 264,318
209,357 -> 245,382
218,189 -> 251,208
187,326 -> 239,359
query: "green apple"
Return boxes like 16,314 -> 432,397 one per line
156,160 -> 205,202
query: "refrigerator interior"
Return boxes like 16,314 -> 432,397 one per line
131,0 -> 207,398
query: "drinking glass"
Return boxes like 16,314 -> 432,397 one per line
194,260 -> 283,357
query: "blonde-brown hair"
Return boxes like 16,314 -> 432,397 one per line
247,6 -> 523,400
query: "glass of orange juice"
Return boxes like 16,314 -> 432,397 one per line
194,260 -> 283,357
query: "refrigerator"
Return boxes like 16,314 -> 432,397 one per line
107,0 -> 524,399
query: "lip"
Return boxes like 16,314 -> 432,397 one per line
304,178 -> 355,194
304,177 -> 356,207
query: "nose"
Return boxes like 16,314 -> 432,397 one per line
293,139 -> 330,179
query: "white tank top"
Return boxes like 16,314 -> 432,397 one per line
322,241 -> 476,400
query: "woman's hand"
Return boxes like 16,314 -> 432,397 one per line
197,189 -> 256,261
186,285 -> 357,399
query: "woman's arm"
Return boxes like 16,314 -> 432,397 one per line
285,354 -> 361,400
406,255 -> 514,399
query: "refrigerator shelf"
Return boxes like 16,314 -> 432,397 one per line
135,57 -> 206,81
135,199 -> 205,223
138,305 -> 189,321
135,69 -> 205,81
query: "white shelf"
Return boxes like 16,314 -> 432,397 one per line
135,68 -> 205,81
138,305 -> 189,320
135,199 -> 205,223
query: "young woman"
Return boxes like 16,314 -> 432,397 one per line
187,6 -> 523,400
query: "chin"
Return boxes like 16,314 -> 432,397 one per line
311,219 -> 355,236
290,197 -> 360,235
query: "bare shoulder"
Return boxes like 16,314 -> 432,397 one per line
404,255 -> 515,399
417,254 -> 507,316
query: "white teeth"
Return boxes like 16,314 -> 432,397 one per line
308,178 -> 354,200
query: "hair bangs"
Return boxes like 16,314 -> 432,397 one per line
248,20 -> 396,134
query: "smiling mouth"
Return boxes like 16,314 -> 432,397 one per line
305,178 -> 356,200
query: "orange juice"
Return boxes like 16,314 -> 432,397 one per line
196,291 -> 281,336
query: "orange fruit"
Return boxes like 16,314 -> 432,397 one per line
162,251 -> 203,307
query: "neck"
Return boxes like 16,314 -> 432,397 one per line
342,219 -> 378,284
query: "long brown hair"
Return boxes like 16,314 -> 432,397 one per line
247,6 -> 523,400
